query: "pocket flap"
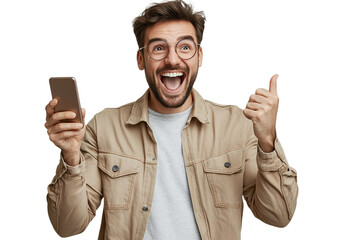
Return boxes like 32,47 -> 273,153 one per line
202,149 -> 244,175
98,153 -> 140,178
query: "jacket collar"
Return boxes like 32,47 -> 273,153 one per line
126,89 -> 209,125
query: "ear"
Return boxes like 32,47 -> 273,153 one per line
137,50 -> 145,70
198,46 -> 203,67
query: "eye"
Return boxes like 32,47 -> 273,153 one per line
153,46 -> 164,51
180,45 -> 191,51
181,45 -> 190,50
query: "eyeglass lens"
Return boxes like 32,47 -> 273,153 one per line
148,39 -> 197,60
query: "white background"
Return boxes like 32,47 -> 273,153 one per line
1,0 -> 360,239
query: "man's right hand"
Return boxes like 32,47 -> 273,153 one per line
45,99 -> 86,166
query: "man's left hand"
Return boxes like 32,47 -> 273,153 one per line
243,74 -> 279,152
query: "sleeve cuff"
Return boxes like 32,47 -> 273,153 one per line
50,153 -> 85,184
61,153 -> 85,176
257,137 -> 289,172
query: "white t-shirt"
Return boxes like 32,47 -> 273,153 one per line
144,106 -> 201,240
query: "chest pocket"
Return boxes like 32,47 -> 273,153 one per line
202,149 -> 245,208
98,153 -> 140,210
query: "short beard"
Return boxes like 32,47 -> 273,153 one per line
146,73 -> 197,108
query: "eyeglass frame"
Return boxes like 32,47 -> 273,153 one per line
139,38 -> 201,61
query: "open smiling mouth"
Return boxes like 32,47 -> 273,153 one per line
160,72 -> 185,94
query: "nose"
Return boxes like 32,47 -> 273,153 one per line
164,47 -> 181,66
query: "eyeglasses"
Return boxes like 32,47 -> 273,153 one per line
139,39 -> 200,61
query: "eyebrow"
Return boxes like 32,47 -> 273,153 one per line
148,38 -> 166,45
177,35 -> 195,42
147,35 -> 196,45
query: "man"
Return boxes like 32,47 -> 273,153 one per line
45,0 -> 298,239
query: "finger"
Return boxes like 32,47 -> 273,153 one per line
79,108 -> 86,128
45,111 -> 76,128
269,74 -> 278,96
49,130 -> 83,142
246,102 -> 262,111
45,99 -> 58,120
249,94 -> 267,104
81,108 -> 86,118
243,108 -> 258,123
255,88 -> 273,98
48,122 -> 84,135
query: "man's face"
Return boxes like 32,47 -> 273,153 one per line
137,20 -> 203,112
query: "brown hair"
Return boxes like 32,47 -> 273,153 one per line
133,0 -> 206,49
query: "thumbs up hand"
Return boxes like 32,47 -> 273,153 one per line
243,74 -> 279,152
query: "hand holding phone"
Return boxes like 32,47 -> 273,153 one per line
45,77 -> 86,166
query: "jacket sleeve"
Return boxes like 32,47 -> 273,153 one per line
47,117 -> 103,237
243,121 -> 298,227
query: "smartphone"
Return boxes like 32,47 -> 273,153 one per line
49,77 -> 84,126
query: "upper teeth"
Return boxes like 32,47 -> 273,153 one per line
161,72 -> 183,77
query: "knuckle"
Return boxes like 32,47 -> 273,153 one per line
57,123 -> 65,131
58,131 -> 66,139
256,88 -> 266,94
50,114 -> 57,122
49,134 -> 55,142
243,109 -> 251,118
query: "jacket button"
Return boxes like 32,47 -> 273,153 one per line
142,206 -> 148,211
224,162 -> 231,168
112,165 -> 119,172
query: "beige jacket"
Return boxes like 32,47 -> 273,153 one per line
47,89 -> 298,240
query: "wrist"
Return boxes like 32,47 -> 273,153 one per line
258,135 -> 275,153
62,150 -> 81,166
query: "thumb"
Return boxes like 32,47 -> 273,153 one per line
269,74 -> 278,95
81,108 -> 86,118
81,108 -> 86,128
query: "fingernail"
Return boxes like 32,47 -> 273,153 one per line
70,112 -> 76,118
76,123 -> 83,128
